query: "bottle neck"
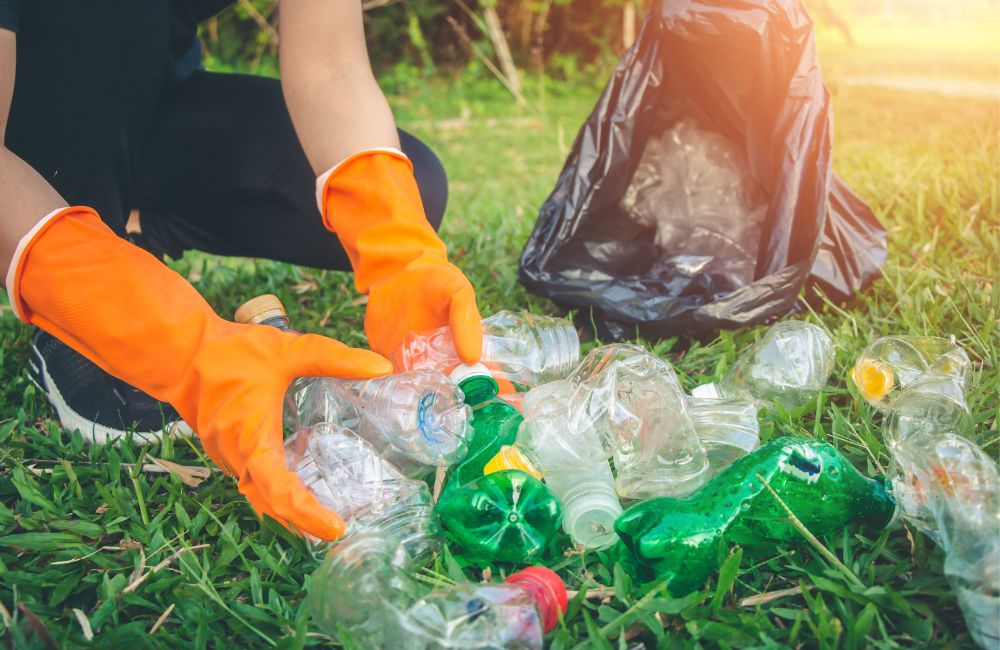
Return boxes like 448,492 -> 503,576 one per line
505,566 -> 567,633
458,374 -> 500,407
258,314 -> 295,332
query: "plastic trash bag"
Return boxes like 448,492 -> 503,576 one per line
519,0 -> 886,339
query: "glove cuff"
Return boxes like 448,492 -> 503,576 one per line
314,147 -> 409,216
6,206 -> 92,323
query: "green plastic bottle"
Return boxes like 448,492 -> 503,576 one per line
615,437 -> 898,594
444,365 -> 524,492
437,469 -> 563,563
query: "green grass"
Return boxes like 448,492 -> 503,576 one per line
1,42 -> 998,648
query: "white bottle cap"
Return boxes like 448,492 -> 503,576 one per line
449,363 -> 492,386
691,382 -> 721,399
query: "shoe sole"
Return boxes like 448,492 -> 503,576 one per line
29,351 -> 194,446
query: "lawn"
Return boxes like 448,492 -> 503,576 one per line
1,23 -> 998,649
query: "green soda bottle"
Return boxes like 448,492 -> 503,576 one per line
437,469 -> 563,563
615,437 -> 898,594
444,365 -> 524,491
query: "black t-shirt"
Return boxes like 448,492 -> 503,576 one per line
2,0 -> 236,230
0,1 -> 233,79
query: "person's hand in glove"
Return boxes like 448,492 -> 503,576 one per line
317,149 -> 483,364
9,207 -> 393,540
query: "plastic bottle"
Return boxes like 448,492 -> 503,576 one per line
396,566 -> 568,649
392,310 -> 581,391
615,437 -> 898,595
890,432 -> 999,649
692,321 -> 835,410
851,335 -> 971,410
687,397 -> 760,475
235,295 -> 474,475
309,531 -> 568,650
574,344 -> 709,500
437,469 -> 563,563
443,365 -> 524,490
284,422 -> 437,537
483,382 -> 622,549
486,344 -> 708,501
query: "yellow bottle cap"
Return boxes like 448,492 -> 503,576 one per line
234,294 -> 286,325
483,445 -> 542,479
851,360 -> 895,403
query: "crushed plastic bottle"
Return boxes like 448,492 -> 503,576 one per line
393,310 -> 581,391
486,344 -> 709,501
437,469 -> 563,563
687,397 -> 760,475
851,335 -> 971,410
483,380 -> 621,549
309,530 -> 568,650
621,117 -> 769,296
236,295 -> 474,476
397,566 -> 567,649
692,321 -> 834,410
574,344 -> 709,500
444,365 -> 523,490
890,432 -> 999,649
616,437 -> 898,595
284,422 -> 437,538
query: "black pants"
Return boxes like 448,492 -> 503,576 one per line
133,71 -> 448,269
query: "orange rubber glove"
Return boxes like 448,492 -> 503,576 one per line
317,149 -> 483,364
9,207 -> 393,540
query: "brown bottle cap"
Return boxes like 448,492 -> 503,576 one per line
234,294 -> 286,325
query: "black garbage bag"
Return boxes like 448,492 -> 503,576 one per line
519,0 -> 886,339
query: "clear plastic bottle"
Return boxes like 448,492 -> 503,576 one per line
692,321 -> 834,410
307,531 -> 428,648
489,344 -> 709,501
284,422 -> 436,536
576,344 -> 709,500
483,382 -> 621,549
687,397 -> 760,475
309,531 -> 568,650
393,566 -> 568,649
392,310 -> 581,390
890,432 -> 999,648
236,295 -> 474,475
851,335 -> 971,410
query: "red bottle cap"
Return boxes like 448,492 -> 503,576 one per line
505,566 -> 568,633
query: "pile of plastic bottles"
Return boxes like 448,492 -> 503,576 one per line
235,295 -> 998,649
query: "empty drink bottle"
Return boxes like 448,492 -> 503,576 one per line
889,432 -> 999,649
615,437 -> 898,595
436,469 -> 563,563
395,566 -> 568,649
692,321 -> 834,410
687,397 -> 760,475
236,295 -> 474,476
392,310 -> 581,391
444,365 -> 523,490
577,344 -> 709,499
483,381 -> 622,549
851,335 -> 971,410
284,422 -> 436,537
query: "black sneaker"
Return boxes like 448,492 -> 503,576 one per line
28,329 -> 193,444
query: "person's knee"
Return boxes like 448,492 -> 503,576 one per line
399,130 -> 448,230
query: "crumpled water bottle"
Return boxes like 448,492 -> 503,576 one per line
309,530 -> 567,649
392,310 -> 580,391
687,397 -> 760,475
692,321 -> 835,410
235,295 -> 474,476
851,335 -> 971,410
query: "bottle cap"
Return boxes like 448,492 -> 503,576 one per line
690,382 -> 721,399
484,446 -> 542,479
505,566 -> 568,633
234,294 -> 286,325
449,363 -> 492,385
851,360 -> 895,403
562,482 -> 622,549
